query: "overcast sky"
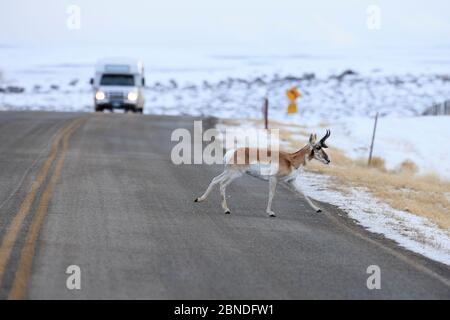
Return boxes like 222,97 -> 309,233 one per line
1,0 -> 449,50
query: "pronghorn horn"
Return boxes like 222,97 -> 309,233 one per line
320,129 -> 330,148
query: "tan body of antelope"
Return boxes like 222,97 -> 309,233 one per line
195,130 -> 331,217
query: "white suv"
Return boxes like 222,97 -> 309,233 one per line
90,58 -> 145,113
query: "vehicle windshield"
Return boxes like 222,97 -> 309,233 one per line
100,74 -> 135,86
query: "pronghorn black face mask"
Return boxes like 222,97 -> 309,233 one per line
308,130 -> 331,164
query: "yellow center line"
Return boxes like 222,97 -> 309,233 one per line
0,117 -> 85,291
8,117 -> 87,299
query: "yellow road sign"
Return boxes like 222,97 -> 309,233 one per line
286,86 -> 301,101
286,86 -> 301,114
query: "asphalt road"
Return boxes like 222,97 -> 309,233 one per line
0,111 -> 449,299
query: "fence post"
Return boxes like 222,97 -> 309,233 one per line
263,97 -> 269,130
368,112 -> 379,166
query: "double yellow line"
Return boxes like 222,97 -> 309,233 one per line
0,116 -> 87,299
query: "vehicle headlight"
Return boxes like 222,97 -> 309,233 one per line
95,91 -> 106,100
127,91 -> 138,102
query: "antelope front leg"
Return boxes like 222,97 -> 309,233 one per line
266,176 -> 278,217
287,180 -> 322,213
195,171 -> 227,202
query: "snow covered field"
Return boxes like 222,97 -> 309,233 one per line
300,116 -> 450,179
1,45 -> 450,120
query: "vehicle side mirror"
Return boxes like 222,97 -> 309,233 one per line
89,78 -> 94,85
142,78 -> 145,86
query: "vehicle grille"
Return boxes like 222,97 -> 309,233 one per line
107,92 -> 124,101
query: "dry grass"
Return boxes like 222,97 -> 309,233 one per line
368,156 -> 386,171
285,136 -> 450,230
397,159 -> 419,174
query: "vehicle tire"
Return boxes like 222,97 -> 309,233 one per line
136,108 -> 143,114
95,106 -> 103,112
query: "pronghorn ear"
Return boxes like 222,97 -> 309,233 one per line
309,134 -> 315,145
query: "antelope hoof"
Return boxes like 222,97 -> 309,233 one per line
316,208 -> 322,213
194,198 -> 199,202
224,210 -> 231,214
268,211 -> 276,217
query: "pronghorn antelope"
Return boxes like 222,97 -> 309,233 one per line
195,130 -> 331,217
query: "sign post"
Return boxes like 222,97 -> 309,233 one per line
368,112 -> 379,166
262,97 -> 269,129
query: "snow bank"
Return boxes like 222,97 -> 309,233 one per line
295,171 -> 450,265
